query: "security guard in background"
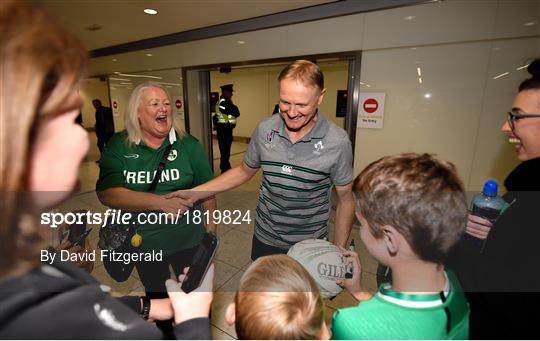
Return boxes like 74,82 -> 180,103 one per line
213,84 -> 240,173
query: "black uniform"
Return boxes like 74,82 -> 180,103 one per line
214,96 -> 240,172
95,105 -> 115,155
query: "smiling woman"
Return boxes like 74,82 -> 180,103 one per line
96,82 -> 217,333
123,83 -> 180,146
448,59 -> 540,338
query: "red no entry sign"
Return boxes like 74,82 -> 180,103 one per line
363,98 -> 378,114
175,99 -> 182,109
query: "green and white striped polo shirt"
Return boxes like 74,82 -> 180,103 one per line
244,112 -> 353,249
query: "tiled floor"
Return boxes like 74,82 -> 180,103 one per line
57,132 -> 377,340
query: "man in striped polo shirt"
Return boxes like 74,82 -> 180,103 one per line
168,60 -> 354,260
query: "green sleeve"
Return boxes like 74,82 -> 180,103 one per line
96,135 -> 126,191
184,135 -> 214,186
331,309 -> 349,340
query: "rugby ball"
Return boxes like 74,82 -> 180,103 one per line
287,239 -> 346,298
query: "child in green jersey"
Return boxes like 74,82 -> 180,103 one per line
332,153 -> 470,340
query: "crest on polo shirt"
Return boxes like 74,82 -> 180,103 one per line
313,141 -> 325,155
265,130 -> 277,149
167,149 -> 178,161
281,164 -> 293,175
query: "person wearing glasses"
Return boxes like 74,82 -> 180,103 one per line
448,59 -> 540,339
168,60 -> 355,260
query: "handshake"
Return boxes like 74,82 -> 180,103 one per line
158,189 -> 200,215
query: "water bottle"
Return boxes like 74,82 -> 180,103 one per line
468,180 -> 506,249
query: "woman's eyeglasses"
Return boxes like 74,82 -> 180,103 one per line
506,112 -> 540,130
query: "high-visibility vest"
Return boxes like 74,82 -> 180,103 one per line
214,99 -> 237,124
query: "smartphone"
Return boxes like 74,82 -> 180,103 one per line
67,209 -> 89,246
70,228 -> 92,247
181,231 -> 219,293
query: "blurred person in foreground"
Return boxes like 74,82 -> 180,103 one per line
0,1 -> 212,338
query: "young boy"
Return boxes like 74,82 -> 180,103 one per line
225,254 -> 330,339
332,153 -> 470,339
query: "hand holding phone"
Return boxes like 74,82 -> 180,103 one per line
70,228 -> 92,247
166,264 -> 215,324
181,231 -> 219,293
67,209 -> 89,246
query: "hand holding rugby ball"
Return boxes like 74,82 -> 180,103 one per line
287,239 -> 347,298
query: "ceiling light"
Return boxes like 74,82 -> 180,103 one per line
236,40 -> 246,44
404,15 -> 415,20
492,72 -> 509,80
418,77 -> 423,84
366,84 -> 371,88
157,82 -> 181,86
417,67 -> 422,77
524,21 -> 536,26
113,71 -> 121,74
516,64 -> 530,71
424,93 -> 431,99
86,24 -> 102,31
118,73 -> 162,79
112,58 -> 117,62
144,8 -> 157,15
109,77 -> 130,81
145,53 -> 153,57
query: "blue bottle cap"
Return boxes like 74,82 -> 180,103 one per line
482,180 -> 498,197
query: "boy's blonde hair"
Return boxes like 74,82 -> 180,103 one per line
354,153 -> 468,263
235,254 -> 324,340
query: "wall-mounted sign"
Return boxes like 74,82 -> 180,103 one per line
358,92 -> 385,129
173,96 -> 184,118
112,98 -> 120,116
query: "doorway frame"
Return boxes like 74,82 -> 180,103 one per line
182,50 -> 362,169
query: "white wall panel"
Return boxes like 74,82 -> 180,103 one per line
493,0 -> 540,39
362,0 -> 497,50
353,42 -> 493,187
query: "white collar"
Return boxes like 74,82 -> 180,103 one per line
168,128 -> 177,144
376,272 -> 451,308
136,128 -> 177,145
